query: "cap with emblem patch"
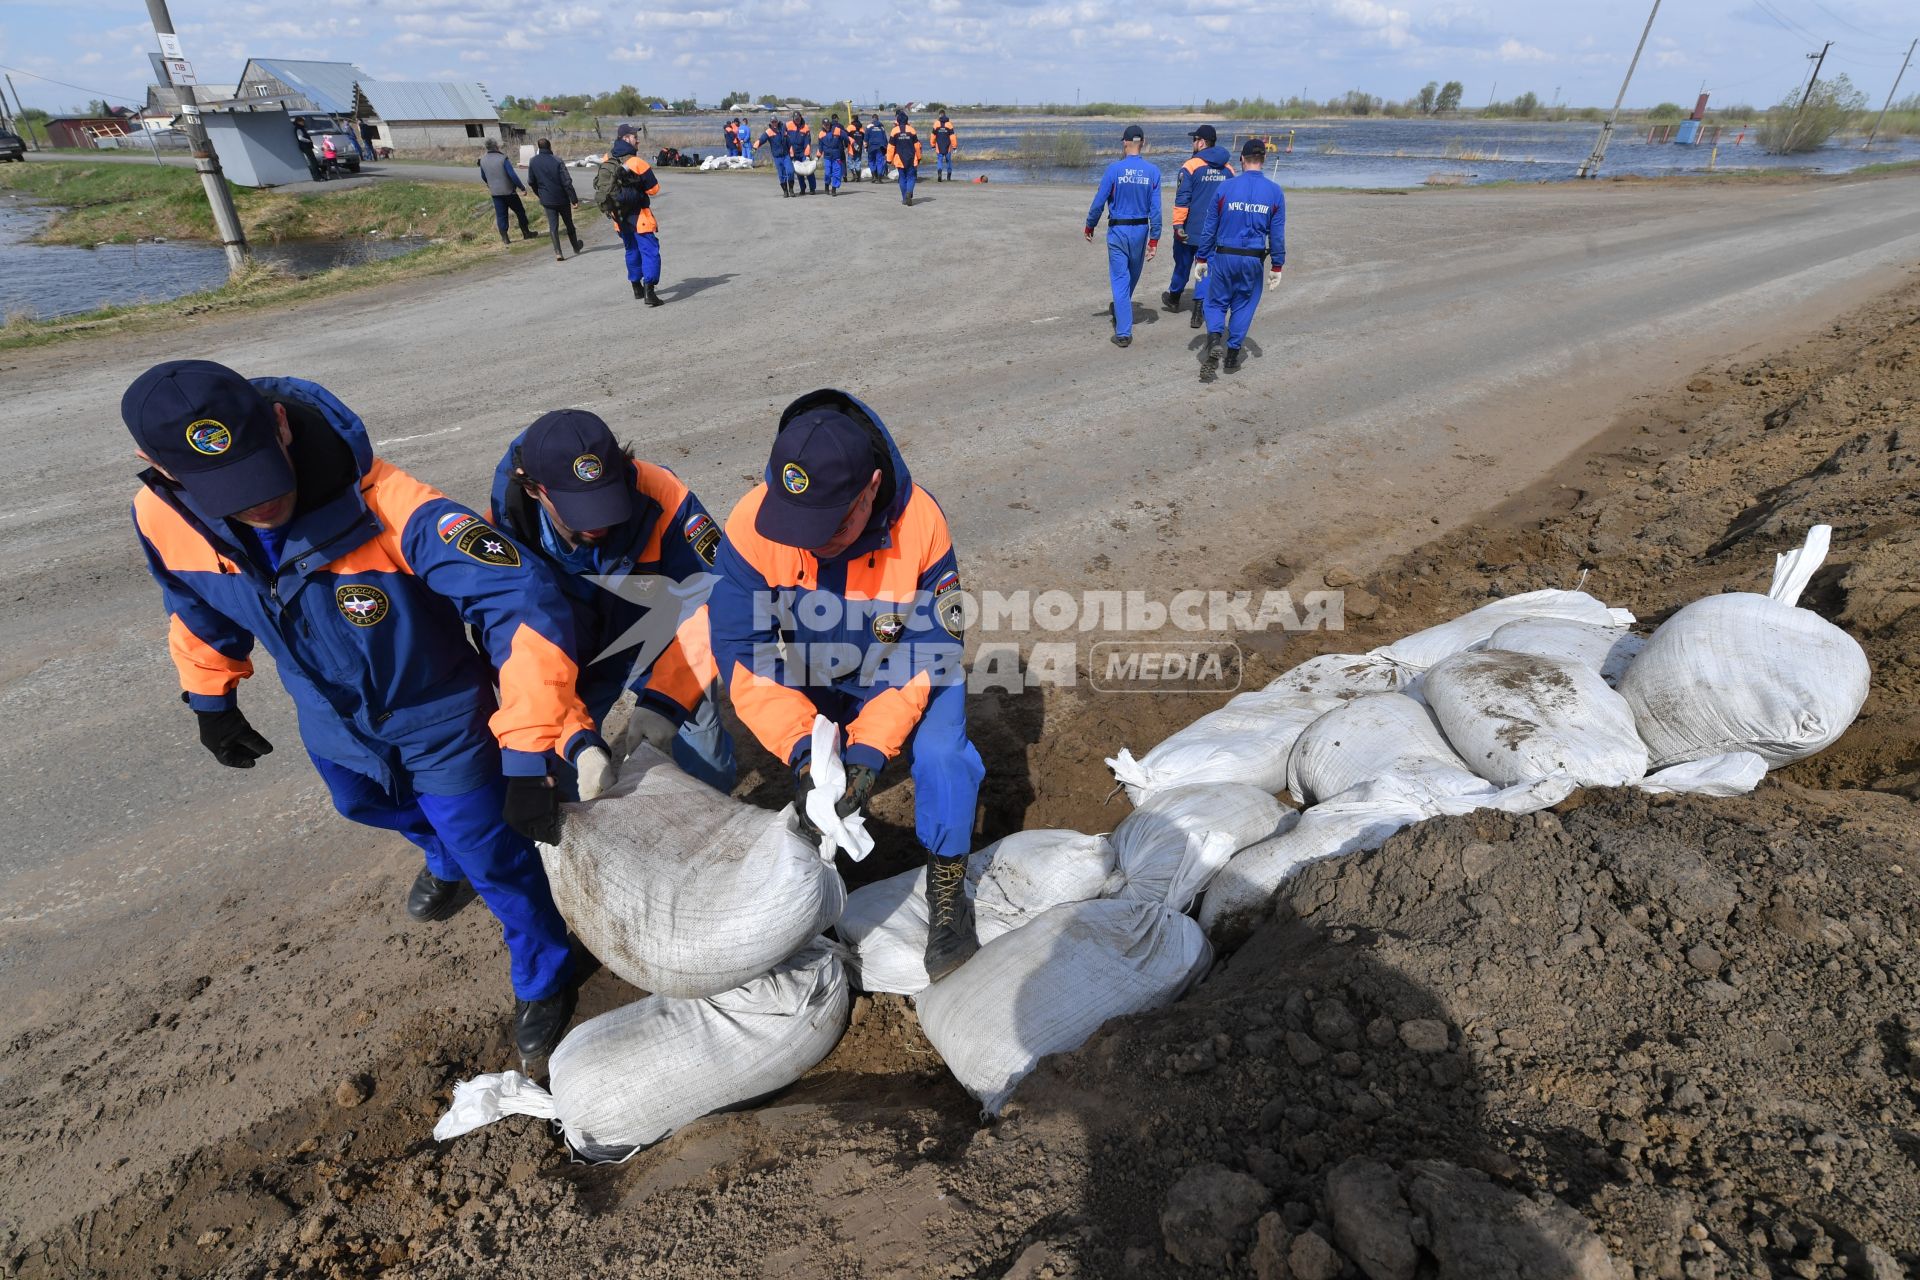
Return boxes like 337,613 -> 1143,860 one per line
121,359 -> 295,518
517,409 -> 634,533
755,407 -> 878,550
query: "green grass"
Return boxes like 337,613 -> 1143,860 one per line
0,160 -> 498,245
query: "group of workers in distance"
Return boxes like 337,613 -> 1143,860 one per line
121,359 -> 981,1065
1086,123 -> 1286,377
749,108 -> 955,206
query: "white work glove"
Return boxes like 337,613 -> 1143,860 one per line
1266,266 -> 1284,292
574,745 -> 616,801
1193,260 -> 1209,283
614,705 -> 678,764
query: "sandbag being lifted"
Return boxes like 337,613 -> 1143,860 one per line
539,743 -> 846,999
1619,526 -> 1870,768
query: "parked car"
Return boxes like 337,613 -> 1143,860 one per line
293,115 -> 362,172
0,130 -> 25,163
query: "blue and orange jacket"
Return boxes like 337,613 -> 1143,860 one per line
490,441 -> 721,728
1195,167 -> 1286,267
723,122 -> 738,149
1173,145 -> 1233,239
760,123 -> 791,158
885,125 -> 920,172
787,121 -> 813,159
931,120 -> 957,155
865,122 -> 887,154
1086,154 -> 1161,239
710,390 -> 965,775
602,139 -> 661,234
818,123 -> 850,160
131,378 -> 596,793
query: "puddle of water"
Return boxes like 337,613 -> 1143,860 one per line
0,196 -> 427,321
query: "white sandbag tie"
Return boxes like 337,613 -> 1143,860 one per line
1768,524 -> 1830,606
1636,752 -> 1769,797
805,716 -> 876,863
433,1070 -> 557,1142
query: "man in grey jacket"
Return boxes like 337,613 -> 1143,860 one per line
526,138 -> 585,262
478,139 -> 535,246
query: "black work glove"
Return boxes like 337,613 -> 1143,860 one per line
793,766 -> 824,848
839,763 -> 878,818
195,707 -> 274,769
503,775 -> 563,845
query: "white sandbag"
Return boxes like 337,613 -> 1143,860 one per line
1425,649 -> 1648,787
1619,526 -> 1870,768
803,716 -> 875,862
434,940 -> 850,1161
1109,783 -> 1286,903
1375,589 -> 1633,676
1107,693 -> 1344,801
1285,692 -> 1469,805
918,833 -> 1230,1114
1636,751 -> 1768,797
1198,797 -> 1423,945
541,743 -> 846,999
1483,618 -> 1645,685
839,831 -> 1116,996
792,157 -> 819,175
1262,651 -> 1412,699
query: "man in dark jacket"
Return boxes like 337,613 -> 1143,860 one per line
818,115 -> 851,196
478,139 -> 535,246
526,138 -> 585,262
864,117 -> 888,182
123,361 -> 609,1062
1163,125 -> 1234,326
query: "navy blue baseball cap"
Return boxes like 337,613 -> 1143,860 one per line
1189,124 -> 1217,143
756,408 -> 878,549
1122,124 -> 1145,141
121,359 -> 294,518
518,409 -> 633,532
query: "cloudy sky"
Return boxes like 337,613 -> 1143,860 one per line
1,0 -> 1913,114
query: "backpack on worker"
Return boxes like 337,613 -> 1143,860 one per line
592,155 -> 646,217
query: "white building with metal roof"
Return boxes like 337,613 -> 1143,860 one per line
233,58 -> 505,151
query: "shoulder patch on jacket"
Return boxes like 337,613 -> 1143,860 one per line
442,515 -> 522,567
684,511 -> 720,565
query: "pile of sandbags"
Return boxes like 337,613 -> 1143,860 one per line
434,939 -> 850,1161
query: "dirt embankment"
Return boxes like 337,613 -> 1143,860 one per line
6,283 -> 1918,1279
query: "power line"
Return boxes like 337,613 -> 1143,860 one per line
1751,0 -> 1823,43
1803,0 -> 1894,40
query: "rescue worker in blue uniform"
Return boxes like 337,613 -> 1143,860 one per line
1194,137 -> 1286,377
864,116 -> 889,183
847,115 -> 866,181
490,410 -> 736,794
709,391 -> 985,980
760,115 -> 794,196
931,113 -> 957,181
1085,124 -> 1161,348
817,115 -> 850,195
122,361 -> 607,1062
1163,125 -> 1234,327
886,110 -> 921,206
788,114 -> 816,194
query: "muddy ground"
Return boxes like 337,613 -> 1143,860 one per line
6,280 -> 1919,1277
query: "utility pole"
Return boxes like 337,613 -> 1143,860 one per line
1788,42 -> 1832,153
143,0 -> 248,273
1486,81 -> 1498,110
1578,0 -> 1662,178
4,75 -> 39,149
1861,37 -> 1914,150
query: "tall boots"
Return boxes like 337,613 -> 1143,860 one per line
1201,332 -> 1224,377
924,853 -> 979,982
1190,299 -> 1205,329
1161,289 -> 1182,312
643,282 -> 663,307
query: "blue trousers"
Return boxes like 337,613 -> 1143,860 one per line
898,167 -> 916,203
1203,257 -> 1263,349
1168,235 -> 1198,296
869,148 -> 886,180
577,662 -> 738,796
935,151 -> 953,178
774,155 -> 793,185
803,163 -> 817,193
491,192 -> 531,238
1107,227 -> 1148,337
617,224 -> 659,284
824,156 -> 844,189
311,755 -> 571,1001
806,680 -> 983,859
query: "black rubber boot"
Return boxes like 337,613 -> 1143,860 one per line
570,236 -> 584,253
643,282 -> 664,307
513,987 -> 577,1063
1224,346 -> 1245,374
1111,333 -> 1131,348
1190,300 -> 1205,329
923,854 -> 979,982
406,866 -> 470,922
1161,289 -> 1181,312
1201,332 -> 1224,378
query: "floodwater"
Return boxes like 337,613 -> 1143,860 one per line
0,196 -> 425,321
724,114 -> 1920,188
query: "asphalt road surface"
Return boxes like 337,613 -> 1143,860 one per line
3,167 -> 1916,986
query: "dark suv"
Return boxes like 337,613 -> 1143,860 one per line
0,130 -> 25,162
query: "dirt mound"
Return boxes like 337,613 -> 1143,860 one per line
8,285 -> 1919,1279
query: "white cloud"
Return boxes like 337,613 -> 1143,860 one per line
1329,0 -> 1415,50
610,42 -> 655,62
1496,37 -> 1551,62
